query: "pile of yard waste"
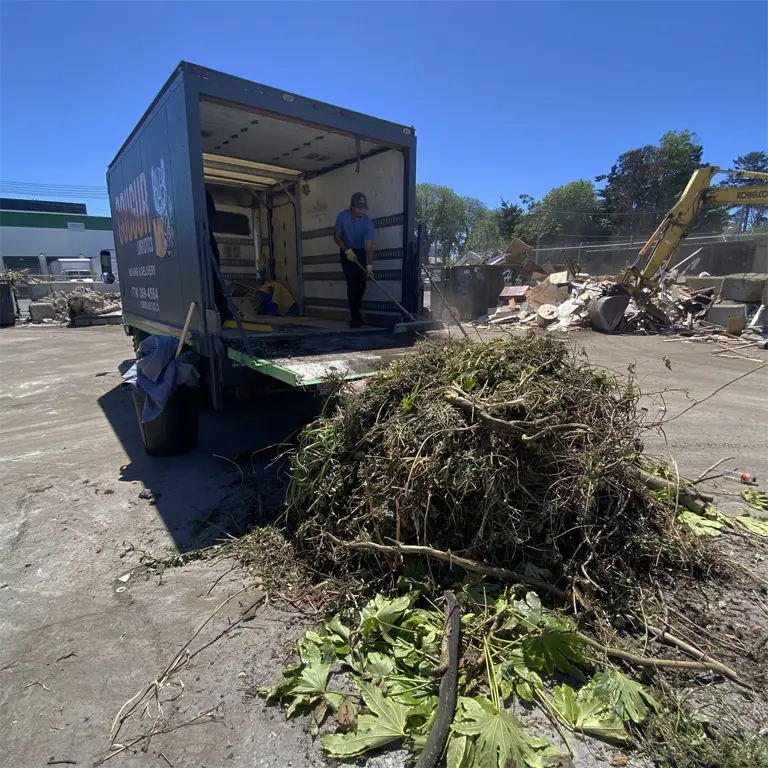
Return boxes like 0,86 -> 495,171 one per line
257,336 -> 768,767
289,335 -> 723,607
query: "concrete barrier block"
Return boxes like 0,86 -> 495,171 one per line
705,301 -> 748,327
720,273 -> 768,303
29,303 -> 56,322
681,275 -> 723,293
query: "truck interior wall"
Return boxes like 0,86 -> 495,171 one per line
270,193 -> 299,302
299,150 -> 405,323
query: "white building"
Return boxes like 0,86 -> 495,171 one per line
0,198 -> 115,276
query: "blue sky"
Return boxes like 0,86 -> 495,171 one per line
1,1 -> 766,217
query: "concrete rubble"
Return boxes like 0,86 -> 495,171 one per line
27,287 -> 122,325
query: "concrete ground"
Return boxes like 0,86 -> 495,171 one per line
1,325 -> 766,768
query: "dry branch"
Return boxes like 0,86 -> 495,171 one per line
327,535 -> 567,597
577,632 -> 746,686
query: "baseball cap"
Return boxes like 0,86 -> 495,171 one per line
350,192 -> 368,209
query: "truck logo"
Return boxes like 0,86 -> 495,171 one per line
113,158 -> 175,258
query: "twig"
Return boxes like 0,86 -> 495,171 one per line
206,563 -> 238,596
212,454 -> 244,487
158,752 -> 174,767
648,362 -> 767,426
645,624 -> 746,686
576,633 -> 747,686
96,705 -> 222,766
25,680 -> 54,692
445,391 -> 589,438
326,535 -> 567,597
694,457 -> 734,484
110,588 -> 247,744
46,761 -> 77,766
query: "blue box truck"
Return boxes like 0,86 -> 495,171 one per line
107,62 -> 422,408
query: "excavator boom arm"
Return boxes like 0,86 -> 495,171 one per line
630,167 -> 768,286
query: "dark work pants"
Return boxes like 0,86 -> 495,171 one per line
340,248 -> 367,323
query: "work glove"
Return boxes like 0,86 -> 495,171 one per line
345,249 -> 357,263
366,264 -> 374,278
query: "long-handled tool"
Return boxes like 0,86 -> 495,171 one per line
354,260 -> 442,334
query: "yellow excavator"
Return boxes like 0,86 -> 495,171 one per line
589,166 -> 768,331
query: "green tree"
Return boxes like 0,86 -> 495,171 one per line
415,183 -> 466,263
721,151 -> 768,232
456,197 -> 489,256
513,180 -> 607,245
498,198 -> 524,243
597,130 -> 727,238
466,209 -> 505,254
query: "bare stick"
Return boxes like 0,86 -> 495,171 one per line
694,456 -> 734,484
326,534 -> 566,597
649,362 -> 767,426
576,633 -> 747,686
175,301 -> 197,360
110,587 -> 247,743
645,624 -> 745,686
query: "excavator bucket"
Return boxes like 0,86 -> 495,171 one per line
588,294 -> 631,333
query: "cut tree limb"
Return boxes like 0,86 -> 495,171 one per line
415,591 -> 460,768
576,632 -> 747,686
635,468 -> 711,514
326,535 -> 567,597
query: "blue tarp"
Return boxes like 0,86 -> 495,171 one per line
123,335 -> 199,422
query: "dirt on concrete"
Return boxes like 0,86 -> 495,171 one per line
1,324 -> 766,768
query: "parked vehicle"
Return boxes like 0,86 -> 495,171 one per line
108,62 -> 422,408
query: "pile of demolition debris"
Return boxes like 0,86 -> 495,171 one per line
473,259 -> 768,342
256,335 -> 768,768
28,287 -> 122,325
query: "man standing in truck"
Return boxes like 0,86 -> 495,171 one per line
334,192 -> 374,328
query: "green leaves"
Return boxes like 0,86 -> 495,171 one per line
552,683 -> 629,743
259,636 -> 343,718
741,489 -> 768,512
522,627 -> 585,681
361,593 -> 413,642
735,515 -> 768,536
451,697 -> 558,768
593,669 -> 659,724
677,509 -> 723,537
261,588 -> 662,764
321,681 -> 408,757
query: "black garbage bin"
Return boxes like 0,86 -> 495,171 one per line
132,386 -> 198,456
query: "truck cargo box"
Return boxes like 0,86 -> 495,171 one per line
108,62 -> 421,407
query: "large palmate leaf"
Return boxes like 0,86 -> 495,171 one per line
742,489 -> 768,512
677,509 -> 723,536
736,515 -> 768,536
451,697 -> 558,768
321,680 -> 409,757
592,669 -> 659,724
553,684 -> 628,743
522,627 -> 585,680
259,638 -> 342,715
360,593 -> 413,642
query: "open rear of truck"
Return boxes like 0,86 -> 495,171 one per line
107,62 -> 421,407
